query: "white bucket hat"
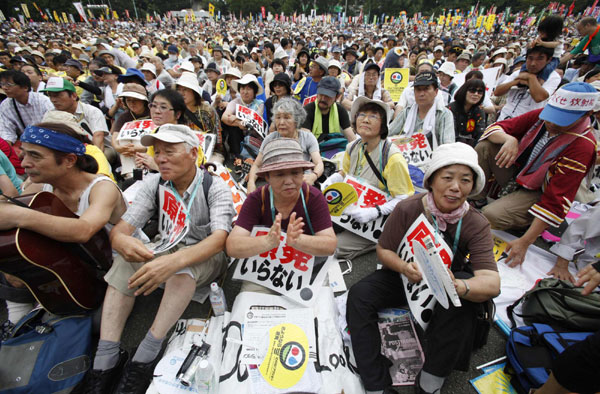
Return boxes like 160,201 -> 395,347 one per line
223,67 -> 242,79
423,142 -> 486,197
176,72 -> 203,97
231,74 -> 264,96
438,61 -> 456,77
179,61 -> 195,73
140,62 -> 157,77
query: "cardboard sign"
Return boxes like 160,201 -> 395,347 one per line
331,176 -> 390,242
117,119 -> 156,141
390,133 -> 432,168
216,78 -> 228,96
196,131 -> 216,160
235,104 -> 266,139
213,164 -> 246,221
302,94 -> 317,106
154,184 -> 190,253
232,227 -> 333,306
259,323 -> 309,389
323,182 -> 359,216
383,68 -> 410,102
395,214 -> 453,330
413,239 -> 461,310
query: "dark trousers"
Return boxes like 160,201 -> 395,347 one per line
554,329 -> 600,394
346,269 -> 478,390
225,125 -> 244,158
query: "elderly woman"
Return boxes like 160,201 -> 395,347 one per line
226,138 -> 337,292
346,143 -> 500,394
222,74 -> 265,161
322,97 -> 414,259
342,63 -> 395,111
247,98 -> 323,193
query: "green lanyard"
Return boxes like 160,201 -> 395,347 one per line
168,173 -> 203,225
354,140 -> 388,193
269,185 -> 315,235
432,216 -> 462,258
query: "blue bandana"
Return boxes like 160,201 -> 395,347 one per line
21,126 -> 86,156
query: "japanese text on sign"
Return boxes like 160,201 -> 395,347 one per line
196,132 -> 216,160
117,119 -> 156,141
303,95 -> 317,106
331,176 -> 390,242
154,185 -> 189,253
235,104 -> 266,139
390,134 -> 432,167
396,214 -> 453,330
214,164 -> 246,221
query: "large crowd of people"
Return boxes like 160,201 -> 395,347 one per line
0,11 -> 600,394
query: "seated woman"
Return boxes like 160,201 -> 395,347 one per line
322,97 -> 414,260
342,63 -> 395,111
246,98 -> 323,193
448,79 -> 486,147
265,72 -> 292,132
346,142 -> 500,394
226,138 -> 337,292
221,74 -> 265,162
175,72 -> 223,162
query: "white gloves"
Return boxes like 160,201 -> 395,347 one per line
344,206 -> 379,223
321,172 -> 344,191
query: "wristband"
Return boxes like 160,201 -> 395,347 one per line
460,279 -> 470,298
592,261 -> 600,273
374,205 -> 382,218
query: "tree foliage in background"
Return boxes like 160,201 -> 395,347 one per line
0,0 -> 592,20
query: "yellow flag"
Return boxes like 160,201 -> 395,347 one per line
191,11 -> 196,22
21,4 -> 31,19
185,13 -> 189,22
113,10 -> 119,19
53,10 -> 60,22
61,12 -> 68,23
146,13 -> 150,22
208,3 -> 215,17
87,9 -> 93,19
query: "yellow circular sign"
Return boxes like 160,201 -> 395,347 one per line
259,323 -> 309,389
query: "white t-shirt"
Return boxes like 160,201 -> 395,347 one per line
498,70 -> 561,121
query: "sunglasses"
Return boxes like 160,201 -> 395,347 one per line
467,88 -> 484,95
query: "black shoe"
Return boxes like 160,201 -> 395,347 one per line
383,386 -> 399,394
414,372 -> 441,394
0,320 -> 15,342
80,349 -> 128,394
115,358 -> 156,394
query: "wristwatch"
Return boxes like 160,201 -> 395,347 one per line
461,279 -> 470,297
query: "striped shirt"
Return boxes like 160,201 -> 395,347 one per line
0,92 -> 53,143
122,169 -> 235,245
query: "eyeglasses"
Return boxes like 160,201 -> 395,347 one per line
356,112 -> 381,121
149,103 -> 174,112
0,82 -> 17,88
467,88 -> 485,95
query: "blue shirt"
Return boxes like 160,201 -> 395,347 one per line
0,151 -> 22,194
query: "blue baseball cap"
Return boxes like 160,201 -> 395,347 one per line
118,68 -> 148,86
539,82 -> 599,127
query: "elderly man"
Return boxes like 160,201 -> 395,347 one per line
0,70 -> 53,144
85,124 -> 234,393
292,56 -> 329,105
41,77 -> 115,163
561,17 -> 600,65
302,76 -> 356,142
342,63 -> 395,111
494,45 -> 561,121
473,82 -> 598,267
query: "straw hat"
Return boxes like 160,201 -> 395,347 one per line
119,83 -> 149,101
231,74 -> 264,96
256,138 -> 314,177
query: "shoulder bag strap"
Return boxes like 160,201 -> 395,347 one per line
12,98 -> 26,134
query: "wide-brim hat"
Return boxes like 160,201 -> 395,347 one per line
119,83 -> 149,101
176,72 -> 203,97
540,82 -> 599,127
350,96 -> 392,125
223,67 -> 242,79
256,137 -> 314,177
269,72 -> 292,94
231,74 -> 263,96
423,142 -> 485,197
438,61 -> 456,77
140,63 -> 157,77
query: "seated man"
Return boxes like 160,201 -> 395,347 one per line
473,82 -> 598,267
301,77 -> 356,143
292,56 -> 328,105
0,120 -> 126,325
85,124 -> 234,393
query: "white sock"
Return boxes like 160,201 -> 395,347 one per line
420,370 -> 445,393
6,301 -> 33,324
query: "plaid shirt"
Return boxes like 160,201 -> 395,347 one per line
123,169 -> 234,245
0,93 -> 53,143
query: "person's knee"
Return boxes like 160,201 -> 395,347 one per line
481,203 -> 510,230
347,280 -> 376,313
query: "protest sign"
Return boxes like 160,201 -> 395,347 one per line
196,131 -> 216,160
331,176 -> 390,242
117,120 -> 156,175
232,227 -> 333,306
303,94 -> 317,106
396,214 -> 453,330
235,104 -> 266,139
259,323 -> 310,388
390,133 -> 432,168
413,240 -> 461,309
153,184 -> 190,253
216,78 -> 227,96
323,182 -> 358,216
213,164 -> 246,221
384,68 -> 410,102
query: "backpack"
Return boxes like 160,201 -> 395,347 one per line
0,309 -> 92,393
507,278 -> 600,331
505,323 -> 593,394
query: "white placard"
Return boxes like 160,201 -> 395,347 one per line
235,104 -> 266,139
390,134 -> 432,168
152,184 -> 190,253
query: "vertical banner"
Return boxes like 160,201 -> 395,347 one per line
61,11 -> 69,23
73,2 -> 89,24
261,6 -> 266,19
0,10 -> 5,22
209,3 -> 215,17
21,4 -> 31,19
53,10 -> 61,22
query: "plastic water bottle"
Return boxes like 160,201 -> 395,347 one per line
209,282 -> 227,316
194,359 -> 218,393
